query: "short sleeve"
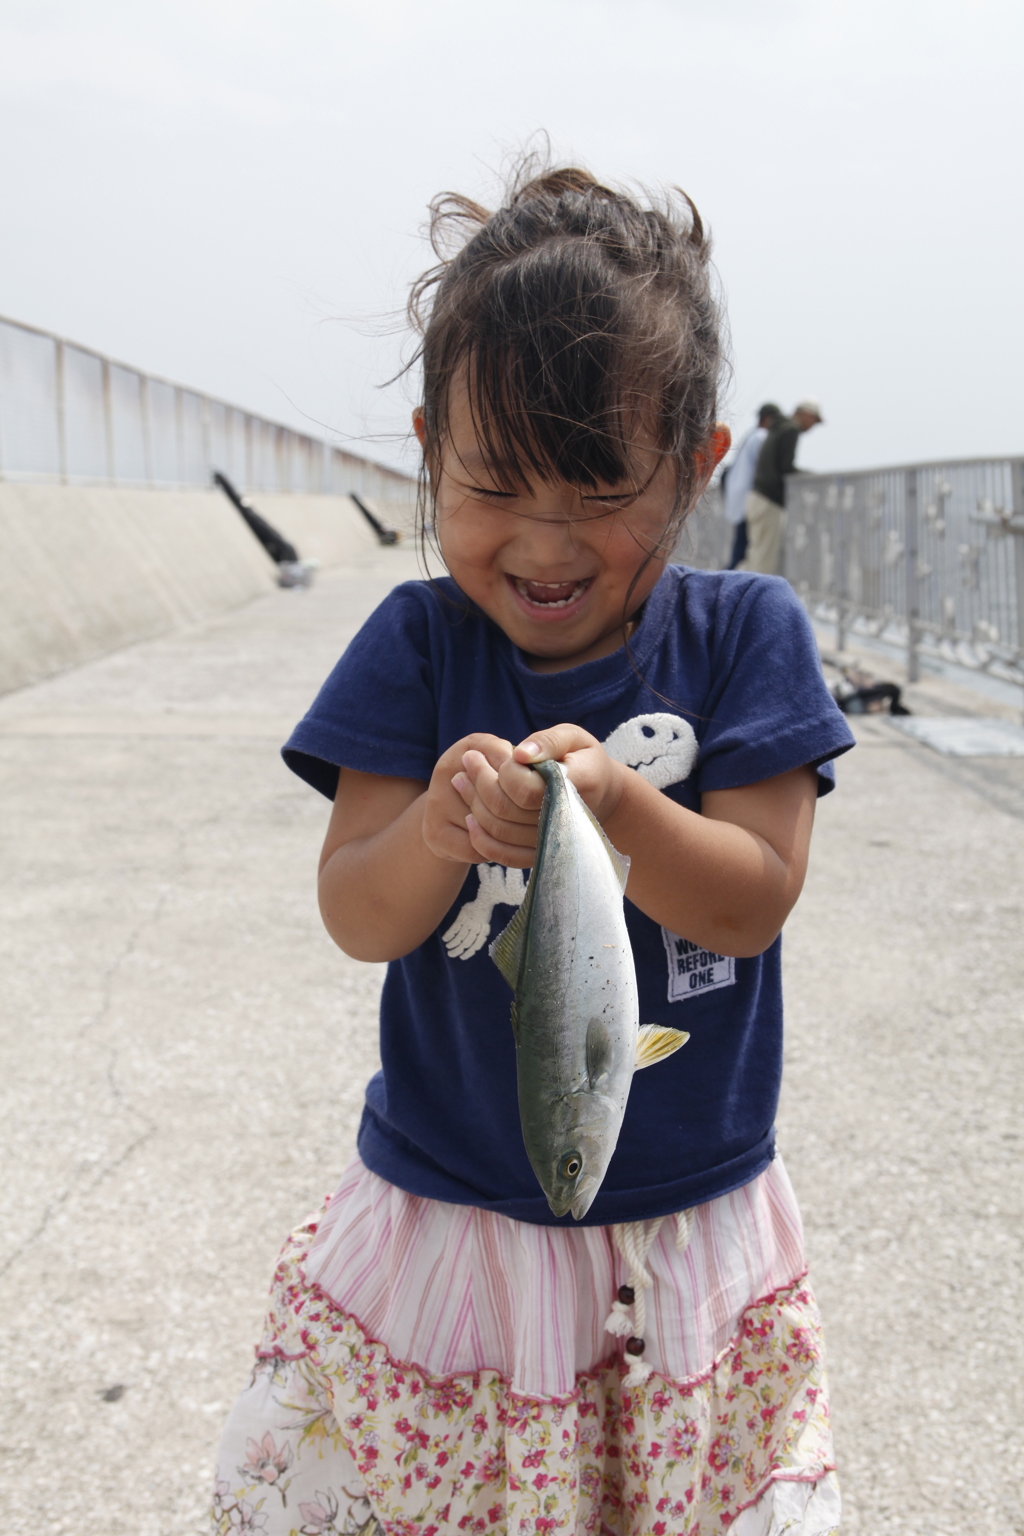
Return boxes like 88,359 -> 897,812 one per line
282,583 -> 439,798
695,575 -> 855,796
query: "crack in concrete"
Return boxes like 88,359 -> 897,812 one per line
0,1123 -> 159,1285
0,869 -> 179,1282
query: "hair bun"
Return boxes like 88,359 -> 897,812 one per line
510,166 -> 617,205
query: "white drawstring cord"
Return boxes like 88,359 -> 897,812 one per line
674,1207 -> 694,1253
604,1209 -> 695,1387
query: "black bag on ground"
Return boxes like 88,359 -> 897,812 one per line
831,675 -> 910,716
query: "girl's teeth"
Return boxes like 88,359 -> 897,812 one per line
514,578 -> 589,608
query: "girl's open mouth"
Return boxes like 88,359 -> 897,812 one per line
507,575 -> 594,614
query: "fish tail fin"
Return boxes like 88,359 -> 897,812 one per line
535,760 -> 630,892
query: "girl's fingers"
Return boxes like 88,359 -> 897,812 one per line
451,771 -> 471,803
478,735 -> 516,767
423,814 -> 480,864
454,734 -> 514,769
459,751 -> 538,844
495,755 -> 547,810
465,816 -> 536,868
463,751 -> 537,824
464,799 -> 538,848
451,760 -> 536,847
513,723 -> 600,766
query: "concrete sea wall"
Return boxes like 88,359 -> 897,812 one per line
0,483 -> 393,695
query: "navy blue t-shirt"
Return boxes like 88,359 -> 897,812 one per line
283,566 -> 855,1226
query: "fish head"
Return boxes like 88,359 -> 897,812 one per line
531,1090 -> 623,1223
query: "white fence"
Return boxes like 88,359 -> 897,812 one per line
679,454 -> 1024,705
675,490 -> 734,572
785,457 -> 1024,691
0,313 -> 414,506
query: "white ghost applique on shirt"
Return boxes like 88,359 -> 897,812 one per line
602,712 -> 698,789
441,712 -> 699,961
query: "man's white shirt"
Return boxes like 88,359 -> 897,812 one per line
723,426 -> 767,525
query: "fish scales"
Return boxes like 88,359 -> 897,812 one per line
519,769 -> 634,1098
490,759 -> 688,1220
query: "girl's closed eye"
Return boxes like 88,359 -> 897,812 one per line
462,477 -> 638,513
580,493 -> 636,510
466,485 -> 517,501
457,481 -> 630,526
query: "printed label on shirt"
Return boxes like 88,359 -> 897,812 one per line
661,929 -> 736,1003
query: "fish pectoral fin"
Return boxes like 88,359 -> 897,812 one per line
586,1017 -> 613,1089
488,899 -> 529,989
634,1024 -> 690,1069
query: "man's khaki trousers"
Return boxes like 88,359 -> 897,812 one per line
738,490 -> 785,575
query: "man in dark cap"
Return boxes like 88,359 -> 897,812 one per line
739,399 -> 823,575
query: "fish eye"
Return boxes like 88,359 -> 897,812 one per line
560,1153 -> 582,1180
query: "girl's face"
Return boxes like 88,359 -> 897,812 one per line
418,386 -> 724,674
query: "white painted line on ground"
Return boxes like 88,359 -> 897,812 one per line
889,716 -> 1024,756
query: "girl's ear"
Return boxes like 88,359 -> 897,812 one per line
413,406 -> 438,489
693,423 -> 731,491
709,423 -> 731,467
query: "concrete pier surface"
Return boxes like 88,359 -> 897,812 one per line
1,555 -> 1021,1535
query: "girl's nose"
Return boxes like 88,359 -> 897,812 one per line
512,499 -> 591,568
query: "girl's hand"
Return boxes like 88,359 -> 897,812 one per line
453,723 -> 628,868
422,732 -> 515,863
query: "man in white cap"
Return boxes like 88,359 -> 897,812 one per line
739,399 -> 823,575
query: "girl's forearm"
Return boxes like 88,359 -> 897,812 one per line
602,771 -> 808,958
318,794 -> 470,962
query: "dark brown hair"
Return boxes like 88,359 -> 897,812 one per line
407,161 -> 726,558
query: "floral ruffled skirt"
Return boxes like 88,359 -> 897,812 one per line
211,1157 -> 839,1535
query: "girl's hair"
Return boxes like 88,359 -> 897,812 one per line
407,160 -> 726,554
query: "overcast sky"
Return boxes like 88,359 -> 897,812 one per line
0,0 -> 1020,476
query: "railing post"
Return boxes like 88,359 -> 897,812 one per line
201,396 -> 211,480
835,479 -> 847,653
905,467 -> 920,682
140,373 -> 153,487
102,358 -> 115,483
55,338 -> 67,484
1011,459 -> 1024,724
175,387 -> 185,488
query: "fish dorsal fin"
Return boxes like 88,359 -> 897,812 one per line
488,899 -> 530,990
634,1024 -> 690,1069
565,774 -> 630,894
585,1017 -> 612,1089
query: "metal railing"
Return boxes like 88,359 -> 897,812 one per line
676,456 -> 1024,711
0,313 -> 414,509
675,490 -> 733,571
785,457 -> 1024,695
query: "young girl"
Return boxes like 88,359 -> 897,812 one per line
211,166 -> 854,1536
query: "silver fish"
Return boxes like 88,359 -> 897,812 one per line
489,759 -> 688,1221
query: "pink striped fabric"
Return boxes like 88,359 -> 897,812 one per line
301,1154 -> 806,1400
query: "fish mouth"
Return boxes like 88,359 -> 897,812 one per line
570,1181 -> 599,1222
545,1177 -> 599,1223
506,574 -> 594,617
